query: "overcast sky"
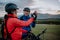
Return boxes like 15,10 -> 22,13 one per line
29,0 -> 60,10
0,0 -> 60,17
0,0 -> 60,10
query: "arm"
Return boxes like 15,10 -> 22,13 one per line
14,18 -> 34,27
31,11 -> 37,27
30,21 -> 36,28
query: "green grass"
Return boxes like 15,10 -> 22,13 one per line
0,24 -> 60,40
31,24 -> 60,40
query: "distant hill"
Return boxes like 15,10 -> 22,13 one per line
37,13 -> 60,20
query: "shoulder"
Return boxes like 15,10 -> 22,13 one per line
8,18 -> 18,22
19,15 -> 24,20
20,15 -> 24,18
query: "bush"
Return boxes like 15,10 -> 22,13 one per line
36,19 -> 60,25
0,18 -> 3,24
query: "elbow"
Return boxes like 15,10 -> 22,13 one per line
25,23 -> 30,27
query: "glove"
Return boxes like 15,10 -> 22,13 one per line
31,13 -> 37,20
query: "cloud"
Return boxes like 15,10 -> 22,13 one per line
0,0 -> 60,10
0,0 -> 60,17
28,0 -> 60,10
58,0 -> 60,2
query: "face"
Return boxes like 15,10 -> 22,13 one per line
12,9 -> 18,17
23,11 -> 30,16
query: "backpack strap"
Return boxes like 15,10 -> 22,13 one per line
5,18 -> 12,40
10,26 -> 16,34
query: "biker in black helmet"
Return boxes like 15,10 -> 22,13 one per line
3,3 -> 37,40
19,7 -> 37,39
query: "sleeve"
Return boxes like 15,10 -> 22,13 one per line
30,21 -> 36,28
14,18 -> 34,27
22,29 -> 28,33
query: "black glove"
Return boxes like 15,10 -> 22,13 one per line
31,13 -> 37,20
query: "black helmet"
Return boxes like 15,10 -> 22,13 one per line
23,7 -> 30,12
5,3 -> 18,13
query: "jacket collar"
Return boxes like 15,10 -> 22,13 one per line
8,14 -> 17,18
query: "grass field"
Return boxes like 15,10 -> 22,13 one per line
32,24 -> 60,40
0,24 -> 60,40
